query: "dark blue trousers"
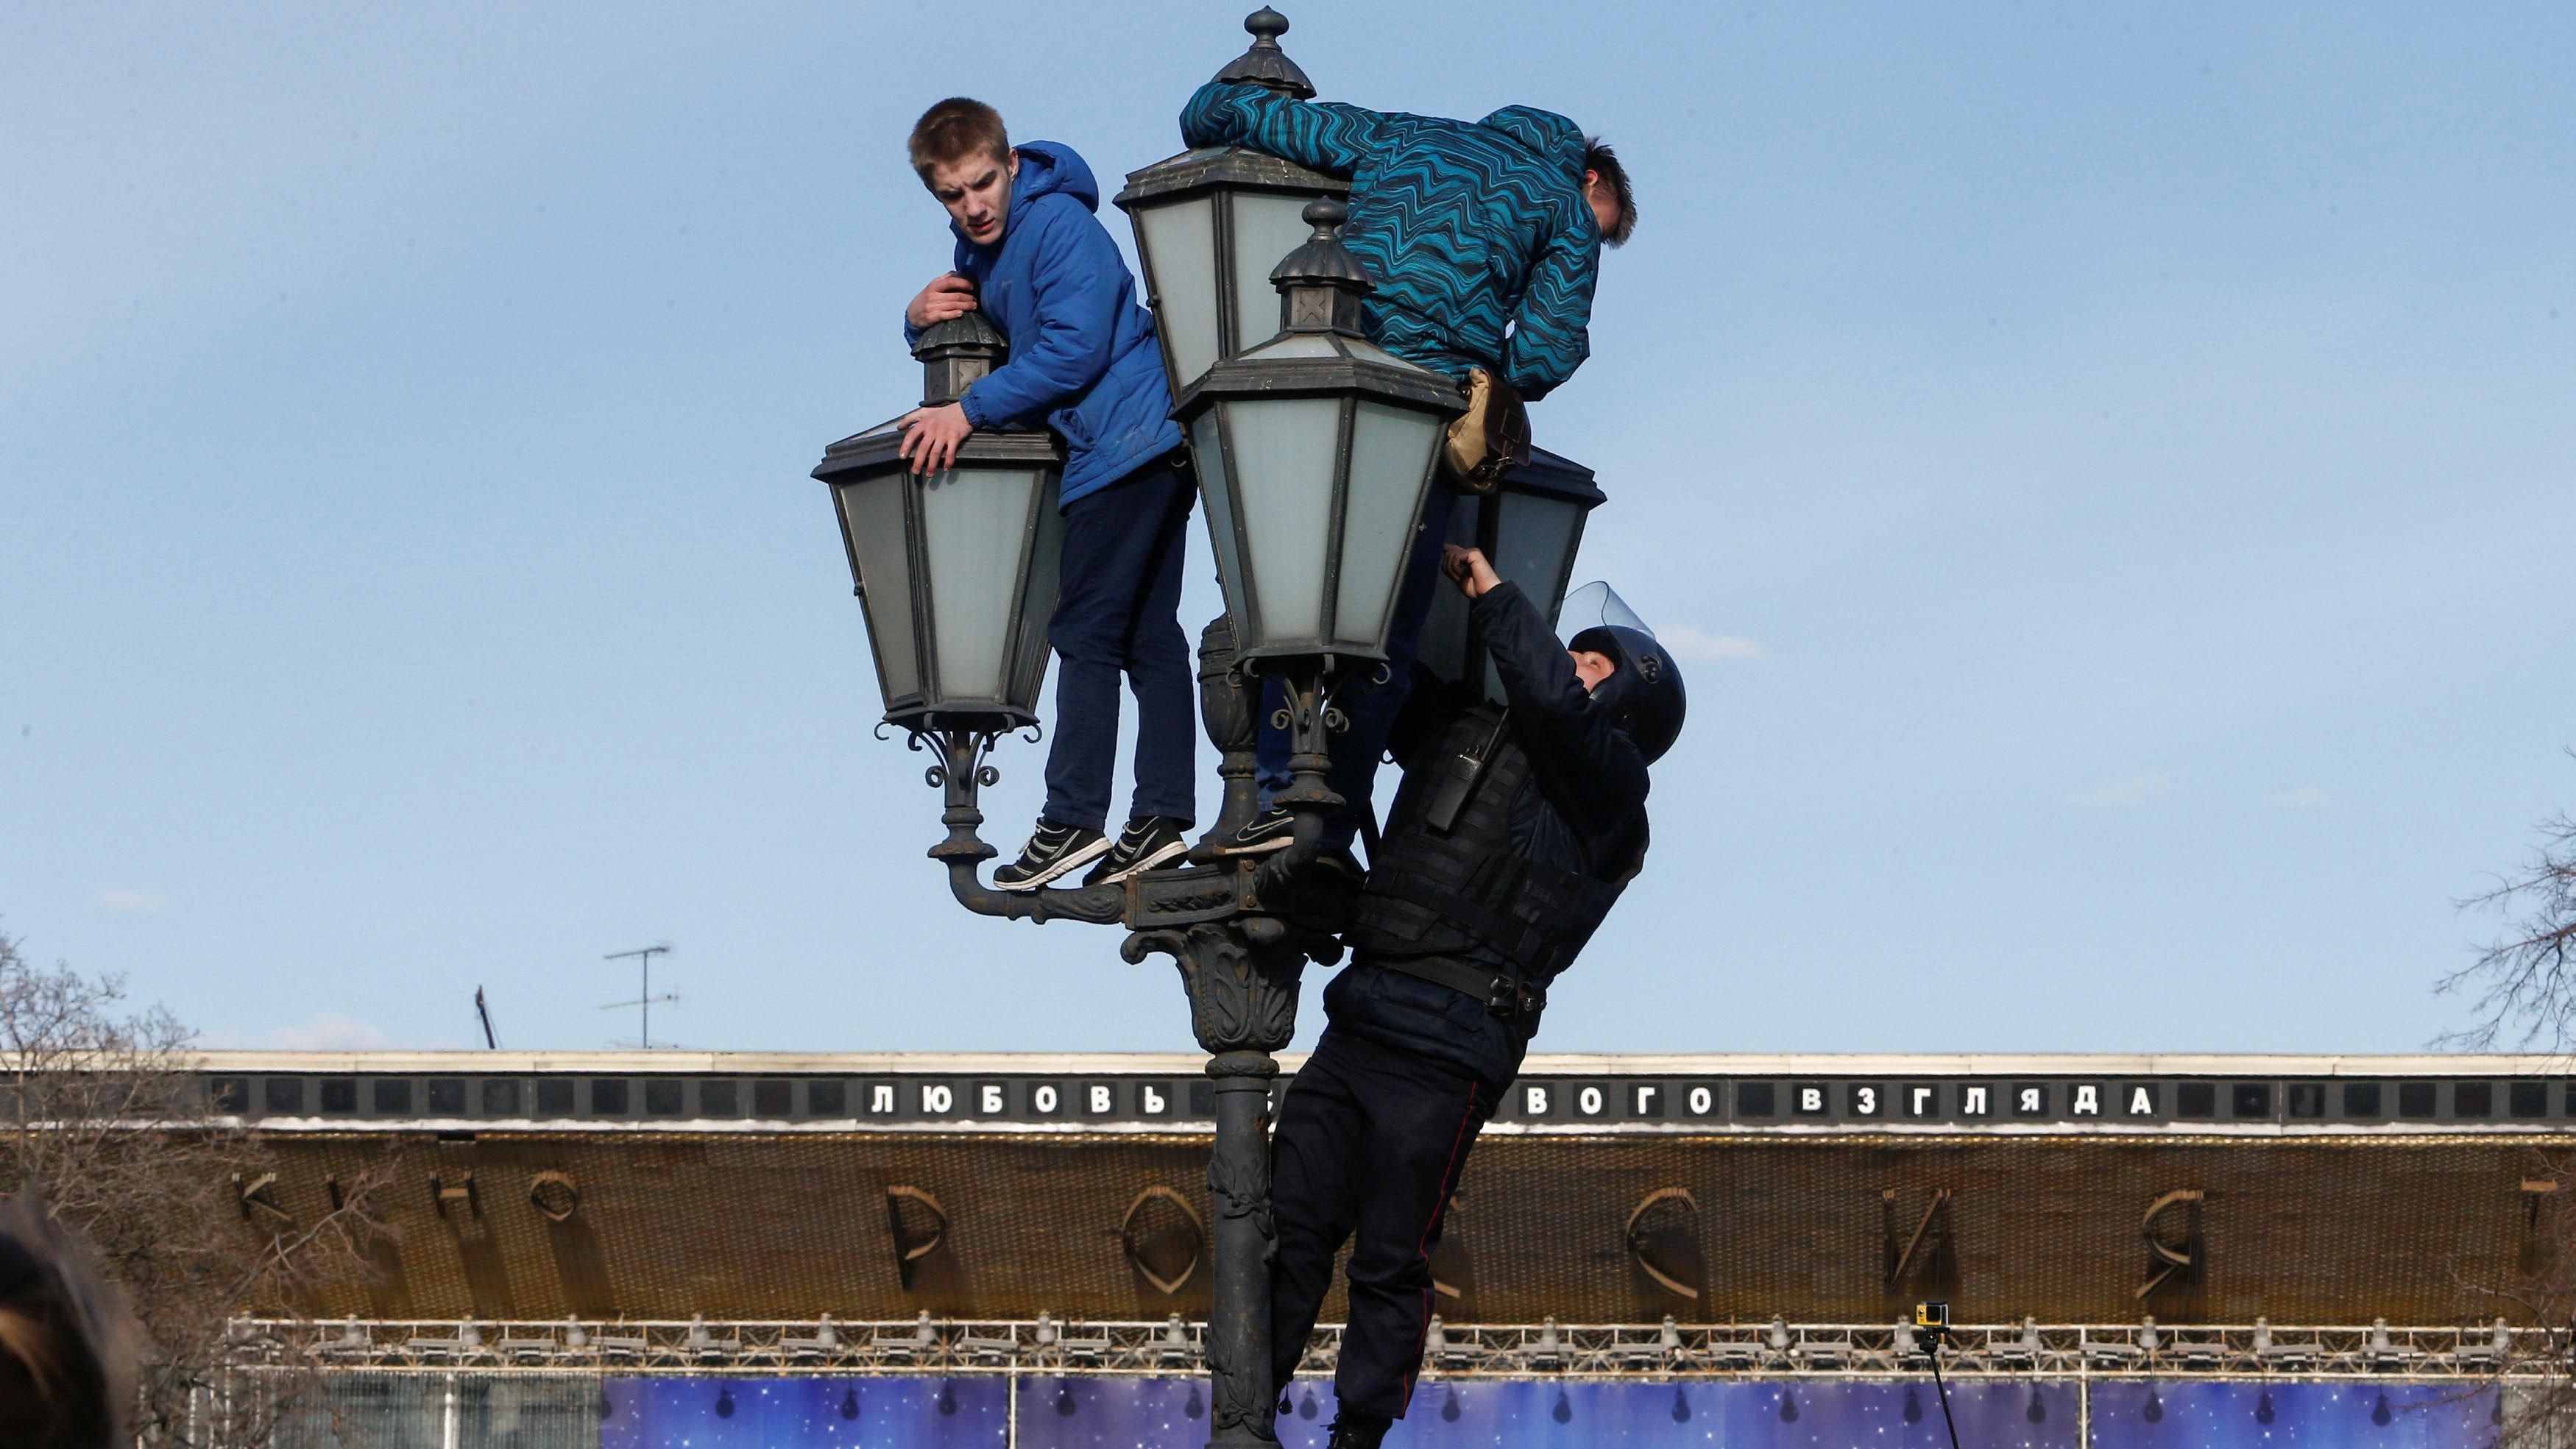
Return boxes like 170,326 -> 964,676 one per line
1268,1026 -> 1492,1425
1042,453 -> 1197,834
1255,480 -> 1459,846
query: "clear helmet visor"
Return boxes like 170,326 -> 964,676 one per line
1558,580 -> 1655,643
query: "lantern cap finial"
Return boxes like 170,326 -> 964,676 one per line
1268,196 -> 1373,335
1214,7 -> 1314,99
914,309 -> 1005,356
913,310 -> 1006,406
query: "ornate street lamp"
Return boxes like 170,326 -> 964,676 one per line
811,311 -> 1064,734
1114,8 -> 1347,400
807,24 -> 1398,1448
1413,448 -> 1607,701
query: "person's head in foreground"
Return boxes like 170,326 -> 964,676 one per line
0,1188 -> 141,1449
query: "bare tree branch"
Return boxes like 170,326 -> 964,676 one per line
2435,764 -> 2576,1445
2436,758 -> 2576,1054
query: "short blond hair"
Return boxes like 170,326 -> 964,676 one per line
909,97 -> 1009,183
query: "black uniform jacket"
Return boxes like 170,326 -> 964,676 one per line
1323,580 -> 1652,1091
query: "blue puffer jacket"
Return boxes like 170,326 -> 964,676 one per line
1181,82 -> 1602,400
905,141 -> 1182,508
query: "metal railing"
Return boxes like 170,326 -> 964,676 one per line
231,1314 -> 2561,1381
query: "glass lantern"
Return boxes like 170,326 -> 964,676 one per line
811,313 -> 1066,732
1413,448 -> 1607,701
1114,8 -> 1347,400
1175,199 -> 1462,665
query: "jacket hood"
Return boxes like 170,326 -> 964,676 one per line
1476,105 -> 1588,180
949,140 -> 1101,248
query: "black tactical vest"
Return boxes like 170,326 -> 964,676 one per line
1349,704 -> 1643,983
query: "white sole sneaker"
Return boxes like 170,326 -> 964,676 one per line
1210,812 -> 1297,857
1087,837 -> 1190,887
994,835 -> 1112,892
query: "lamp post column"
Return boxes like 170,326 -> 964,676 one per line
1128,616 -> 1347,1445
1203,621 -> 1299,1447
1183,929 -> 1301,1445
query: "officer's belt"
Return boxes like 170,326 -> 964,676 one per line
1373,954 -> 1547,1023
1362,868 -> 1555,978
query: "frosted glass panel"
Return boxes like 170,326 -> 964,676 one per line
1492,496 -> 1586,625
1344,336 -> 1415,369
1006,477 -> 1065,713
1225,397 -> 1343,647
1331,400 -> 1442,651
1189,411 -> 1250,630
1235,333 -> 1343,361
918,467 -> 1041,703
1136,198 -> 1218,393
1413,494 -> 1482,689
835,474 -> 919,707
1228,191 -> 1322,354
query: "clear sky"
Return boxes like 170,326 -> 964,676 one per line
3,3 -> 2569,1056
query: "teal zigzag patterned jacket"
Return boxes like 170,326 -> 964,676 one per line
1181,81 -> 1602,400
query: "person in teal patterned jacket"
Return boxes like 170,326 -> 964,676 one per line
1183,79 -> 1640,862
1179,79 -> 1634,400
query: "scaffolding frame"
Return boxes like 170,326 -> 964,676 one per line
234,1315 -> 2547,1381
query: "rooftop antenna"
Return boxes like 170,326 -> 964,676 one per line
474,987 -> 499,1049
601,944 -> 677,1049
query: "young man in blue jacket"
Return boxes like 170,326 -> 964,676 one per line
899,99 -> 1197,890
1175,82 -> 1639,861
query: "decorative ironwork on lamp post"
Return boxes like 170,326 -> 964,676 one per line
807,17 -> 1461,1445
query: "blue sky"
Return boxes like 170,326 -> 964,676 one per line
3,3 -> 2569,1055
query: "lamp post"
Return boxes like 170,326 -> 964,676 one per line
1413,448 -> 1607,701
808,18 -> 1448,1444
1172,195 -> 1460,857
1173,197 -> 1459,670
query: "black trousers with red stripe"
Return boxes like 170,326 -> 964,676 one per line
1267,1024 -> 1496,1426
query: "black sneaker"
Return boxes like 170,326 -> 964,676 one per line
1084,816 -> 1192,886
993,818 -> 1109,892
1211,807 -> 1296,856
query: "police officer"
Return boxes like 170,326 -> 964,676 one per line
1265,545 -> 1687,1449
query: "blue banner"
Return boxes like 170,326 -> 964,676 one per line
2089,1381 -> 2499,1448
601,1376 -> 1007,1448
1025,1375 -> 2078,1448
598,1375 -> 2502,1448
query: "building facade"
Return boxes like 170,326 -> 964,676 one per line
208,1051 -> 2564,1447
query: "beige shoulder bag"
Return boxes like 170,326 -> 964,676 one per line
1441,366 -> 1532,494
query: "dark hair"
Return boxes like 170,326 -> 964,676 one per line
0,1297 -> 111,1449
908,97 -> 1011,183
1582,138 -> 1636,247
0,1192 -> 138,1449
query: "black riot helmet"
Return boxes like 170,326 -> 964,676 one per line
1560,582 -> 1687,764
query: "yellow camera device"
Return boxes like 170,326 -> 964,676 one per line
1914,1301 -> 1950,1333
